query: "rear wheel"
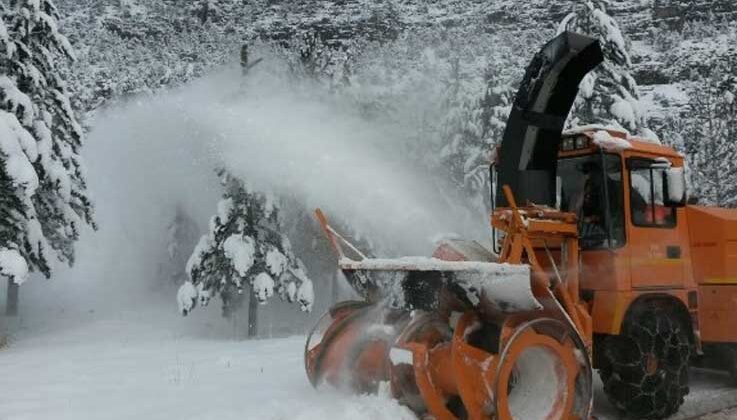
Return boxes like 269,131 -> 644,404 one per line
599,305 -> 691,419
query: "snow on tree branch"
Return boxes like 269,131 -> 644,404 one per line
558,0 -> 652,140
0,0 -> 94,281
179,170 -> 314,318
0,247 -> 29,285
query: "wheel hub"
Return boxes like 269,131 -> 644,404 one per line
645,352 -> 659,375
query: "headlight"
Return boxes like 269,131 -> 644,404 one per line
562,137 -> 575,151
575,136 -> 588,149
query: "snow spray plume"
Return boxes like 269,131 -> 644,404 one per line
17,49 -> 487,323
201,58 -> 487,256
16,76 -> 224,323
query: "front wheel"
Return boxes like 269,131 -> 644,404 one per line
599,304 -> 691,419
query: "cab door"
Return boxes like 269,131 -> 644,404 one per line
626,158 -> 685,289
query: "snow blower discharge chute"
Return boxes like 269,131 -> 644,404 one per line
306,31 -> 737,420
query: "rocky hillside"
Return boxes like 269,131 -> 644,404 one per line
53,0 -> 737,208
54,0 -> 736,110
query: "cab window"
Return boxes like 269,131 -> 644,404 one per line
629,162 -> 676,227
559,154 -> 625,249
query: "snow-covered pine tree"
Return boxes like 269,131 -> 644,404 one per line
0,103 -> 38,306
682,61 -> 737,206
558,0 -> 653,138
191,0 -> 220,25
437,64 -> 514,214
0,0 -> 94,314
179,170 -> 314,338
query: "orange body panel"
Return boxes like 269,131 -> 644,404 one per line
687,206 -> 737,285
580,249 -> 630,292
698,285 -> 737,343
621,144 -> 693,290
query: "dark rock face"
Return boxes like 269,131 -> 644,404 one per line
649,0 -> 737,28
245,0 -> 737,86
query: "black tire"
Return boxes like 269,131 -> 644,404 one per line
599,304 -> 691,419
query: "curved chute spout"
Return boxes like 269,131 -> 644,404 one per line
496,31 -> 604,207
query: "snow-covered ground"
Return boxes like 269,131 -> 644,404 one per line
699,407 -> 737,420
0,309 -> 415,420
2,308 -> 737,420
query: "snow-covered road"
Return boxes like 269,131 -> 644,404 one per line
0,315 -> 414,420
1,313 -> 736,420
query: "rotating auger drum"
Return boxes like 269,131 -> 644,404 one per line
305,190 -> 595,420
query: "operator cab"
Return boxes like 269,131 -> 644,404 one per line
491,127 -> 687,252
557,128 -> 686,248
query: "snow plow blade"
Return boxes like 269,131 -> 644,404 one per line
338,257 -> 542,314
314,208 -> 542,313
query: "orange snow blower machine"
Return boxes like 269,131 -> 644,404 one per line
305,32 -> 737,420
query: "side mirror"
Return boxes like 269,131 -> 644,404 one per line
663,167 -> 687,207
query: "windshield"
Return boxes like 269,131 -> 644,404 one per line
559,154 -> 625,249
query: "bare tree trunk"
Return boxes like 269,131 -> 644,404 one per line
6,279 -> 18,317
247,289 -> 258,338
240,44 -> 249,76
